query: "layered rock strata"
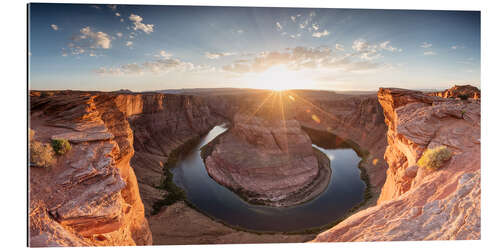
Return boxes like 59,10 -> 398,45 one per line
429,84 -> 481,99
312,88 -> 480,242
203,114 -> 331,207
29,91 -> 152,246
204,91 -> 388,199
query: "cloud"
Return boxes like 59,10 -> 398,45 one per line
420,42 -> 432,48
312,23 -> 319,31
90,5 -> 101,10
451,45 -> 465,50
205,51 -> 236,59
155,50 -> 172,59
222,44 -> 389,74
351,39 -> 401,60
312,29 -> 330,38
129,14 -> 154,34
126,41 -> 133,47
115,12 -> 121,17
276,22 -> 283,30
379,41 -> 402,52
108,5 -> 117,11
120,18 -> 124,22
116,32 -> 123,38
424,51 -> 436,56
50,24 -> 59,31
352,39 -> 380,60
96,56 -> 212,76
222,63 -> 252,73
335,44 -> 344,51
64,26 -> 112,57
78,26 -> 112,49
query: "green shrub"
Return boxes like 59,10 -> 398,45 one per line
152,168 -> 186,214
417,146 -> 452,170
30,129 -> 55,168
51,139 -> 71,155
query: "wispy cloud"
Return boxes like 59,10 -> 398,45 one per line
205,51 -> 236,59
312,30 -> 330,38
129,14 -> 154,34
420,42 -> 432,48
379,41 -> 402,52
125,41 -> 133,47
276,22 -> 283,30
78,27 -> 112,49
424,51 -> 436,56
96,56 -> 214,76
155,50 -> 172,59
451,45 -> 465,50
222,43 -> 391,74
63,26 -> 112,56
50,24 -> 59,31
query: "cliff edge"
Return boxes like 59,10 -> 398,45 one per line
312,88 -> 480,241
29,92 -> 152,246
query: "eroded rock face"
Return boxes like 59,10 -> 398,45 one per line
203,114 -> 330,206
311,87 -> 480,242
204,91 -> 389,197
124,94 -> 223,215
429,84 -> 481,99
29,91 -> 152,246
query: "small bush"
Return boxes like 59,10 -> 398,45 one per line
30,129 -> 55,168
51,139 -> 71,155
417,146 -> 452,170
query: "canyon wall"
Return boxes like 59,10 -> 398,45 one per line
29,91 -> 152,246
204,91 -> 389,194
29,91 -> 227,246
312,88 -> 480,241
29,89 -> 390,246
115,94 -> 223,215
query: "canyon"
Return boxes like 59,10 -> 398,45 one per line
312,87 -> 480,241
28,85 -> 480,246
202,114 -> 331,207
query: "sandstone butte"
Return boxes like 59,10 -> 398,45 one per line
312,87 -> 480,242
29,85 -> 480,246
203,114 -> 331,207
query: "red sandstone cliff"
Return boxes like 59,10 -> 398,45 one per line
312,88 -> 480,241
29,91 -> 154,246
204,91 -> 388,197
119,93 -> 222,215
429,84 -> 480,99
29,91 -> 226,246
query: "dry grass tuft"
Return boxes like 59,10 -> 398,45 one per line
30,129 -> 56,168
417,145 -> 452,170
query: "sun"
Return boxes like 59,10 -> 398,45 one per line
243,65 -> 308,91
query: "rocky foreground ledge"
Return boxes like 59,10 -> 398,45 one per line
202,114 -> 331,207
312,87 -> 480,242
29,92 -> 153,246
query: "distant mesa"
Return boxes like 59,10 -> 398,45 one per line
201,114 -> 331,207
114,89 -> 134,93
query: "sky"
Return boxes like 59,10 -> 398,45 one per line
28,3 -> 480,91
